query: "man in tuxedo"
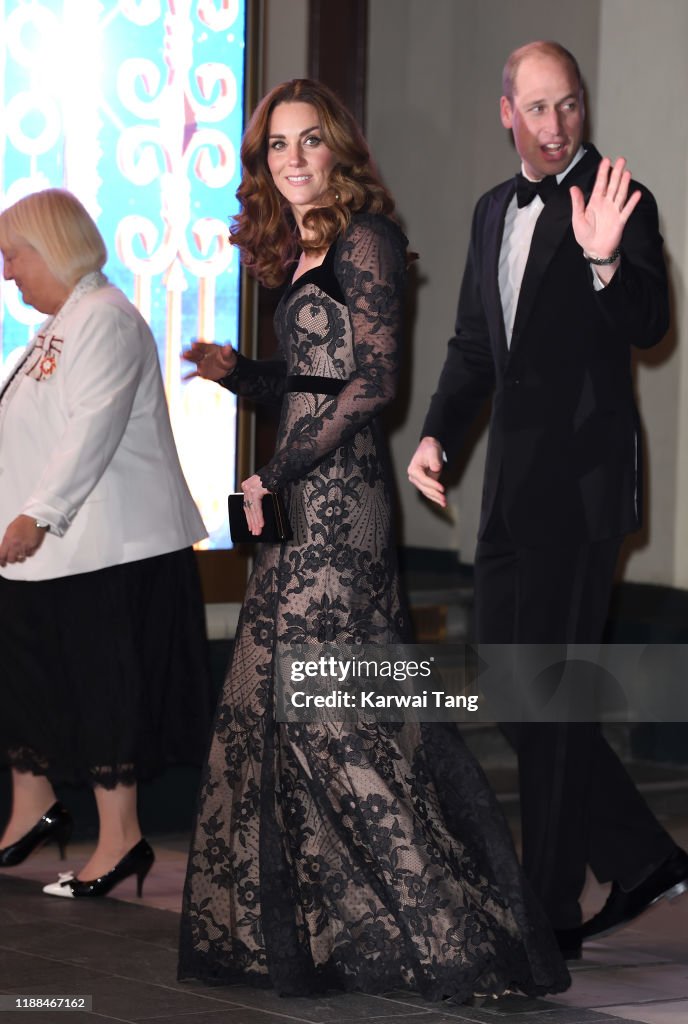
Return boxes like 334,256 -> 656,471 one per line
408,41 -> 688,957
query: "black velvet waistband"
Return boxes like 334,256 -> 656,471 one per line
285,375 -> 347,395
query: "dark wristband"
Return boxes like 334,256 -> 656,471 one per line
584,249 -> 620,265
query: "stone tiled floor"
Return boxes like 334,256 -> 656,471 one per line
0,820 -> 687,1023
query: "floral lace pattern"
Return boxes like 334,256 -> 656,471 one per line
178,215 -> 569,1001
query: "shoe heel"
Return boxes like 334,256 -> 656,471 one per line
136,858 -> 153,898
0,802 -> 73,868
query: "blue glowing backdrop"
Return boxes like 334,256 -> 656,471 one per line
0,0 -> 247,549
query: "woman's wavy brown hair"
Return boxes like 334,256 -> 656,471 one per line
230,79 -> 396,287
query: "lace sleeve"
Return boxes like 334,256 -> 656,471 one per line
258,215 -> 406,490
219,353 -> 286,406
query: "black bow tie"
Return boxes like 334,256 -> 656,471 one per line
515,172 -> 558,208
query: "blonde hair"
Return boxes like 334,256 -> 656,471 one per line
502,41 -> 582,101
0,188 -> 107,288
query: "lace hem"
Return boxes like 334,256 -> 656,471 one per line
8,748 -> 158,790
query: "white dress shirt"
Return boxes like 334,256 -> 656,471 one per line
499,146 -> 602,347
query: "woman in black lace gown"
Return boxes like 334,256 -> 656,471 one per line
179,79 -> 569,1002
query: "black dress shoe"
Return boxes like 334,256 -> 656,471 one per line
0,802 -> 73,867
554,926 -> 582,960
582,848 -> 688,940
42,838 -> 154,899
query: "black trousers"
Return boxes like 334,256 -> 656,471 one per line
473,532 -> 676,928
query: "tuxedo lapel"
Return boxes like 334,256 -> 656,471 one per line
482,182 -> 514,356
510,147 -> 601,351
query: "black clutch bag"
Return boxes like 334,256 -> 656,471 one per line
228,492 -> 293,543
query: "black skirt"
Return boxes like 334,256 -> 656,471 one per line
0,549 -> 213,789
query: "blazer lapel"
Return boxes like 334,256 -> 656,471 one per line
482,182 -> 513,356
510,146 -> 601,351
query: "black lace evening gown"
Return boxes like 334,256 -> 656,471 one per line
178,214 -> 569,1001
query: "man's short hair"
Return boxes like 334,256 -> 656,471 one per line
502,41 -> 583,101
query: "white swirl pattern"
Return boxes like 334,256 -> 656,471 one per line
1,0 -> 244,548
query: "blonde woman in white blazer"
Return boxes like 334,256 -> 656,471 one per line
0,189 -> 212,899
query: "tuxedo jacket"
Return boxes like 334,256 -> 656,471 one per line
422,145 -> 669,547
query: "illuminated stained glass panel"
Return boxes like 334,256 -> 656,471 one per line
0,0 -> 247,549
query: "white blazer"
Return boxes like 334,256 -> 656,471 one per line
0,283 -> 206,581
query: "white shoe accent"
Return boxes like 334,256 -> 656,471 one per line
43,870 -> 76,897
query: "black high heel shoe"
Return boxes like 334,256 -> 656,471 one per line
0,802 -> 73,867
42,838 -> 155,899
